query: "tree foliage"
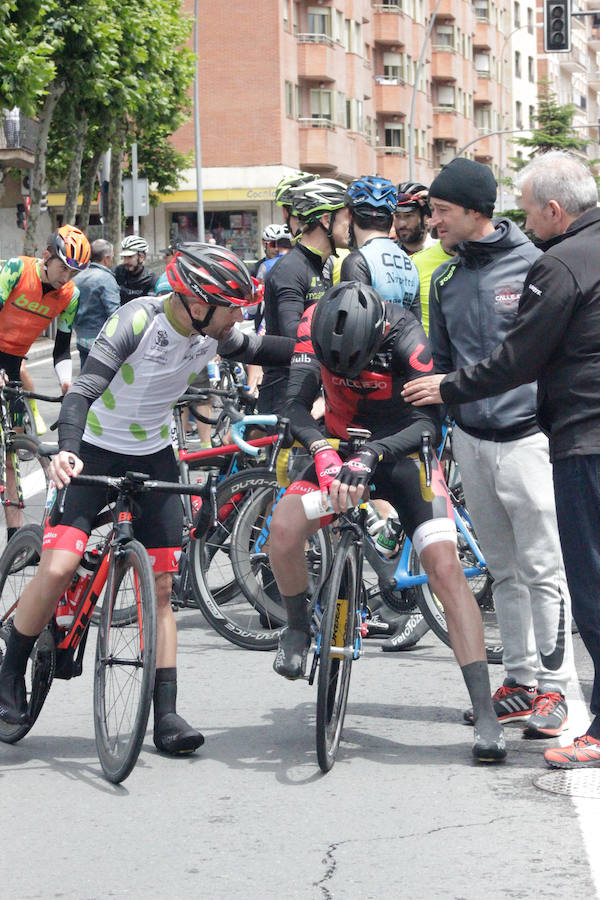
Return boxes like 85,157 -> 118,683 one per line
1,0 -> 194,251
502,80 -> 591,228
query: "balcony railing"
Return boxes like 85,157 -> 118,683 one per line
298,116 -> 335,129
297,33 -> 335,46
0,110 -> 38,154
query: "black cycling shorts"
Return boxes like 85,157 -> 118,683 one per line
56,441 -> 183,552
0,350 -> 25,427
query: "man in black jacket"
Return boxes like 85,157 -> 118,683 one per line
403,150 -> 600,770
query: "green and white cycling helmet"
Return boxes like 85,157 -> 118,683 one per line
274,171 -> 315,210
290,178 -> 347,226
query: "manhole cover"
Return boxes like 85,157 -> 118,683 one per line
534,769 -> 600,799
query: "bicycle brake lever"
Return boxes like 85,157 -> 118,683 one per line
419,433 -> 433,488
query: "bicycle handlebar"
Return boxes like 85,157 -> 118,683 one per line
4,383 -> 63,403
230,416 -> 278,455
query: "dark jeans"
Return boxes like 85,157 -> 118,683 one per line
553,454 -> 600,730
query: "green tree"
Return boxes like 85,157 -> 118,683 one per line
0,1 -> 55,115
503,80 -> 591,228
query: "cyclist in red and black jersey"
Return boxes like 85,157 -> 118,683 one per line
268,281 -> 507,763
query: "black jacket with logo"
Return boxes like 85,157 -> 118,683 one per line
440,207 -> 600,460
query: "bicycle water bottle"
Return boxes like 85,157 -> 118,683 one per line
376,516 -> 402,558
55,556 -> 95,629
207,360 -> 220,384
365,502 -> 386,538
43,480 -> 57,526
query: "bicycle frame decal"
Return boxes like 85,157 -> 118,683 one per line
253,486 -> 286,555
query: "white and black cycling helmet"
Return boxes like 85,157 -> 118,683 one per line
121,235 -> 149,256
262,223 -> 291,243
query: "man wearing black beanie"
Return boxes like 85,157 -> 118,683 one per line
405,157 -> 573,746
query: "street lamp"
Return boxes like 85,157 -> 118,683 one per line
193,0 -> 205,242
408,0 -> 443,180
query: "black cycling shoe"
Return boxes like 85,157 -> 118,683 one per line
153,713 -> 204,755
472,725 -> 507,763
0,672 -> 30,726
273,627 -> 311,680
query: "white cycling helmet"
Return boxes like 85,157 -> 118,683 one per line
261,223 -> 290,243
121,235 -> 149,256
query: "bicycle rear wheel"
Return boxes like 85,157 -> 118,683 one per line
93,539 -> 157,783
316,528 -> 361,773
410,541 -> 502,664
0,525 -> 54,744
230,483 -> 331,647
188,469 -> 283,650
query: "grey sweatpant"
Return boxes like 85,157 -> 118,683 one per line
452,427 -> 573,695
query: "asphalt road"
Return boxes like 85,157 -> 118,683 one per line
0,347 -> 598,900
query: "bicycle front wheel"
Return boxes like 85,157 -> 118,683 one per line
0,524 -> 54,744
93,539 -> 157,783
316,528 -> 361,773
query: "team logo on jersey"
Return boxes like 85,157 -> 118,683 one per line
493,283 -> 522,312
155,329 -> 169,347
408,344 -> 433,373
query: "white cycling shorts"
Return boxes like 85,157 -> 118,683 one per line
412,517 -> 456,556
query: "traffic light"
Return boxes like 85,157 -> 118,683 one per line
544,0 -> 571,53
16,203 -> 26,230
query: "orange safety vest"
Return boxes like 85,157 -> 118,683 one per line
0,257 -> 76,357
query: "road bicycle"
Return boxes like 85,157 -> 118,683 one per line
227,429 -> 502,662
0,378 -> 62,548
0,469 -> 206,783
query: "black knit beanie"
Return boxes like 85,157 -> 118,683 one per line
429,158 -> 497,215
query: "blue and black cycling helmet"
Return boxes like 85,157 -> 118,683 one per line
311,282 -> 387,379
345,176 -> 398,214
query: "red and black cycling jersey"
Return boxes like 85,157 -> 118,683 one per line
286,301 -> 442,463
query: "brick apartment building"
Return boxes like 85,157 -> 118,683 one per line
2,0 -> 599,262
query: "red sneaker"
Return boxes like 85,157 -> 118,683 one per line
544,734 -> 600,769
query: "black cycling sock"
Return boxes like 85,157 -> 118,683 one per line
6,528 -> 18,542
281,591 -> 310,634
461,660 -> 500,738
153,666 -> 177,725
0,625 -> 37,677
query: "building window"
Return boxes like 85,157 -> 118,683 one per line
334,10 -> 344,43
285,81 -> 294,118
475,51 -> 490,75
514,50 -> 521,79
283,0 -> 289,30
528,56 -> 534,82
515,100 -> 523,129
384,121 -> 406,151
436,84 -> 456,109
310,88 -> 332,121
336,90 -> 346,126
307,6 -> 331,38
292,2 -> 299,34
381,0 -> 401,6
434,24 -> 455,47
295,84 -> 301,117
383,51 -> 404,81
513,1 -> 520,28
528,104 -> 535,127
474,1 -> 489,21
475,104 -> 492,130
527,6 -> 534,32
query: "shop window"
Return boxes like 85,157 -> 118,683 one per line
169,210 -> 259,262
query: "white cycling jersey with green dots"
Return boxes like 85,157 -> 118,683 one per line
81,295 -> 219,455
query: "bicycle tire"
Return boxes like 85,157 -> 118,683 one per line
1,436 -> 50,552
188,468 -> 284,650
316,528 -> 361,773
0,524 -> 55,744
409,542 -> 503,665
230,483 -> 331,646
93,539 -> 157,783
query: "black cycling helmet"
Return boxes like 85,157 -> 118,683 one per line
396,181 -> 430,214
311,282 -> 386,379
